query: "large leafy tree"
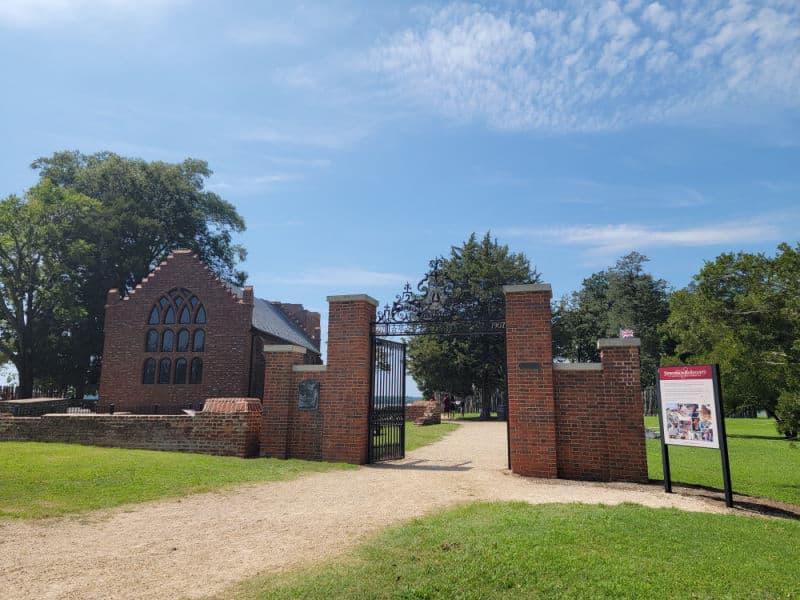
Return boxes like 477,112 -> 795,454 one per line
0,181 -> 99,397
1,151 -> 247,397
407,233 -> 538,419
553,252 -> 670,387
663,248 -> 799,415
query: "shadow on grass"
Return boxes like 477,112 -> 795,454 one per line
648,480 -> 800,521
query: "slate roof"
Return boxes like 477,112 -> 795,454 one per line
230,286 -> 319,354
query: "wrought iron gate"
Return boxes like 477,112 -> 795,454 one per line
368,337 -> 406,462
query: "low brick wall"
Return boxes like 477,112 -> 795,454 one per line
0,398 -> 69,416
406,400 -> 441,424
0,397 -> 262,457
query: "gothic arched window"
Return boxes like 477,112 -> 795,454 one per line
142,359 -> 156,384
189,358 -> 203,384
177,329 -> 189,352
158,358 -> 171,384
174,358 -> 187,384
143,288 -> 209,387
145,330 -> 158,353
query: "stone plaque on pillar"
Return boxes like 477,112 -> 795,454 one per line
298,379 -> 320,410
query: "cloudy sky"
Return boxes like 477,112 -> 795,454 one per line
1,0 -> 798,370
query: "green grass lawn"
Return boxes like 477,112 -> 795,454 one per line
223,501 -> 800,599
644,417 -> 800,506
405,421 -> 459,451
0,442 -> 354,520
1,424 -> 456,520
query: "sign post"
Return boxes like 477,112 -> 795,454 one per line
657,364 -> 734,508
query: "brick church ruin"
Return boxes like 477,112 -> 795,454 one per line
99,250 -> 321,414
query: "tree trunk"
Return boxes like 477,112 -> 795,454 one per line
14,358 -> 34,399
479,384 -> 491,420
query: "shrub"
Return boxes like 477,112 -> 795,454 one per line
775,390 -> 800,438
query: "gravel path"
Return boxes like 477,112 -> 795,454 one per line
0,422 -> 729,600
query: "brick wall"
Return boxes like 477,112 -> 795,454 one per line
289,368 -> 325,460
0,397 -> 262,457
260,346 -> 308,459
504,284 -> 648,483
554,365 -> 610,480
99,251 -> 254,414
0,398 -> 69,416
260,296 -> 377,465
406,400 -> 441,424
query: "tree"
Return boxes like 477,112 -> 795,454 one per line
553,252 -> 670,387
407,233 -> 538,419
3,150 -> 247,397
0,181 -> 99,397
663,247 -> 800,416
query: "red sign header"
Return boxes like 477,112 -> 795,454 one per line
658,365 -> 712,380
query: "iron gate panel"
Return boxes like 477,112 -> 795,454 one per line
369,337 -> 406,462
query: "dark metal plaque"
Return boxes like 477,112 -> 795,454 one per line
298,379 -> 320,410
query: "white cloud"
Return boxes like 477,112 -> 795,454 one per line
642,2 -> 676,32
503,220 -> 781,257
368,1 -> 800,132
256,268 -> 412,288
0,0 -> 183,29
240,125 -> 369,150
206,173 -> 303,193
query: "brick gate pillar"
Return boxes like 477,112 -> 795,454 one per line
503,283 -> 558,478
260,345 -> 308,458
323,294 -> 378,464
599,338 -> 648,483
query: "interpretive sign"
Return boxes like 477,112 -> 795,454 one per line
658,365 -> 719,448
656,364 -> 733,507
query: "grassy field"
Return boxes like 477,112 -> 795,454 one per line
224,501 -> 800,599
405,421 -> 459,451
644,417 -> 800,506
0,442 -> 354,520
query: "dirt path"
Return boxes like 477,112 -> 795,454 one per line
0,422 -> 729,600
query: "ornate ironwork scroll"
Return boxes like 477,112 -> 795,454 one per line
373,258 -> 506,336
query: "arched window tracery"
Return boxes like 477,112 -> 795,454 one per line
143,287 -> 207,385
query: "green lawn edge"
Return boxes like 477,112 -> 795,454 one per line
0,422 -> 457,521
643,417 -> 800,506
221,501 -> 800,600
405,421 -> 460,451
0,442 -> 355,520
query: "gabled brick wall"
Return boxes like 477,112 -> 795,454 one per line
99,251 -> 254,413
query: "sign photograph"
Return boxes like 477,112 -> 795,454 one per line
658,365 -> 719,449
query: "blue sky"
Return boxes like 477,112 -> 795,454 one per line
1,1 -> 799,386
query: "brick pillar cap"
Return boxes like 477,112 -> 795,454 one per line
326,294 -> 379,306
502,283 -> 552,294
263,344 -> 307,354
598,337 -> 641,349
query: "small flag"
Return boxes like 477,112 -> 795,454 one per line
620,328 -> 634,338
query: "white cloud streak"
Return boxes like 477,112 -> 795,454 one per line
368,1 -> 800,132
0,0 -> 183,28
503,221 -> 781,257
206,173 -> 303,194
255,268 -> 412,288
